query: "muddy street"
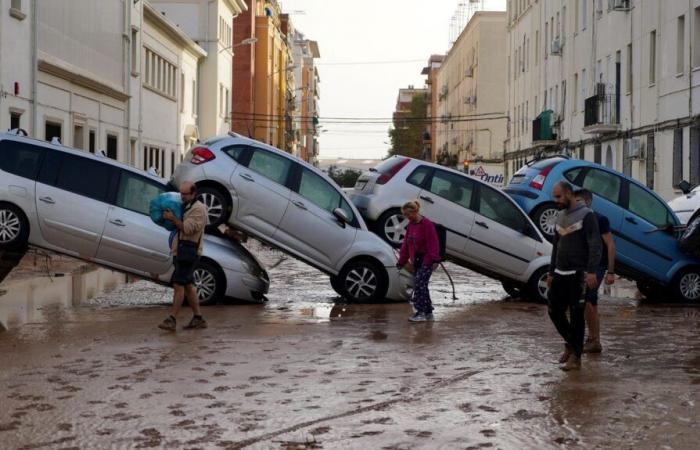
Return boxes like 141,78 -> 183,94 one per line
1,247 -> 699,449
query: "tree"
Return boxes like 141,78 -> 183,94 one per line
388,94 -> 428,159
327,166 -> 362,188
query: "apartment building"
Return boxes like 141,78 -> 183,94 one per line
506,0 -> 700,200
421,54 -> 445,162
292,32 -> 321,165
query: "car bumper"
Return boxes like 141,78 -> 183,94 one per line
349,192 -> 386,221
385,266 -> 414,301
223,267 -> 270,303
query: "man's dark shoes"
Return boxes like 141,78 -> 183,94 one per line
559,344 -> 572,363
158,315 -> 176,332
184,316 -> 208,330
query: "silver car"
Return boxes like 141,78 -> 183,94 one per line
0,132 -> 269,304
171,133 -> 413,303
349,156 -> 552,302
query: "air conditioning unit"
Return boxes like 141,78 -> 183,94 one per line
465,95 -> 477,105
551,38 -> 562,56
610,0 -> 631,11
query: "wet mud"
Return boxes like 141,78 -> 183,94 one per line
0,245 -> 699,449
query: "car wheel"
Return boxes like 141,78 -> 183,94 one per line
197,186 -> 230,229
526,268 -> 550,303
193,260 -> 226,306
501,281 -> 523,298
338,260 -> 388,302
672,267 -> 700,303
376,208 -> 408,248
0,203 -> 29,251
531,204 -> 559,241
636,280 -> 661,300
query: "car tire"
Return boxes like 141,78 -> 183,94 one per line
193,260 -> 226,306
329,274 -> 343,297
672,267 -> 700,303
197,186 -> 230,231
376,208 -> 408,248
678,212 -> 700,257
531,203 -> 559,241
0,203 -> 29,252
636,280 -> 662,300
526,267 -> 550,303
337,259 -> 388,302
501,281 -> 523,298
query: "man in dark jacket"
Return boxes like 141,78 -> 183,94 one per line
546,181 -> 602,371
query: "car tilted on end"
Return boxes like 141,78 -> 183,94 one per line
171,133 -> 413,303
348,156 -> 553,302
0,132 -> 269,304
504,156 -> 700,302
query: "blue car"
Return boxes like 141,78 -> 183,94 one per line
504,156 -> 700,302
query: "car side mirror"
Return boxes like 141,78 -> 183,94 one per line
333,208 -> 349,226
679,180 -> 692,195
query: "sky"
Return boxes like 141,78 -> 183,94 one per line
279,0 -> 507,160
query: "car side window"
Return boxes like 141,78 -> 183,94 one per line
406,166 -> 431,188
55,154 -> 114,202
0,140 -> 44,180
564,167 -> 583,184
428,170 -> 473,209
582,169 -> 621,204
116,171 -> 165,215
247,149 -> 291,185
298,168 -> 346,214
221,145 -> 249,163
478,186 -> 529,233
628,183 -> 670,227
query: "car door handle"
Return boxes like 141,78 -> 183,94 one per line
292,200 -> 307,210
419,195 -> 434,204
239,173 -> 255,182
39,196 -> 55,204
475,221 -> 489,229
625,217 -> 638,225
109,219 -> 126,227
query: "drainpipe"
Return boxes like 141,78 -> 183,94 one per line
125,0 -> 131,165
31,0 -> 38,138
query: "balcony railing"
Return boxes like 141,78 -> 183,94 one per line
583,92 -> 620,134
532,110 -> 558,144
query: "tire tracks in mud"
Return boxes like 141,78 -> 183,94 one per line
226,368 -> 482,449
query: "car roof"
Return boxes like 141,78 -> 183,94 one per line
0,132 -> 167,184
397,156 -> 502,188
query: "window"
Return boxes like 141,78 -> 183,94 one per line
89,130 -> 96,154
535,30 -> 540,63
692,127 -> 700,186
55,155 -> 113,201
180,72 -> 185,113
192,80 -> 197,115
575,0 -> 579,31
628,183 -> 670,227
45,121 -> 61,143
581,0 -> 587,30
649,31 -> 656,84
694,7 -> 700,68
427,170 -> 474,209
248,149 -> 291,185
406,166 -> 432,187
582,169 -> 621,204
0,140 -> 43,180
626,43 -> 633,93
10,111 -> 21,130
298,168 -> 345,215
564,167 -> 584,183
219,84 -> 224,116
225,87 -> 230,118
143,48 -> 176,98
221,145 -> 249,163
131,28 -> 139,75
573,73 -> 578,114
106,134 -> 118,160
581,69 -> 587,111
678,15 -> 686,74
117,171 -> 164,216
478,185 -> 529,233
11,0 -> 21,9
73,124 -> 84,149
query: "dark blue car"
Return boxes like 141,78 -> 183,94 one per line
504,156 -> 700,302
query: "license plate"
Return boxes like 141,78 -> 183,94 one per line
355,181 -> 367,190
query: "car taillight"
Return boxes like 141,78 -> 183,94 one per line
376,158 -> 410,185
191,147 -> 215,165
529,165 -> 554,190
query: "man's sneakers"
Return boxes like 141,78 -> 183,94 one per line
158,315 -> 207,331
408,312 -> 434,322
184,316 -> 208,330
158,315 -> 176,332
583,340 -> 603,353
561,354 -> 581,371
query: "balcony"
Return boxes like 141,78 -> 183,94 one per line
583,93 -> 620,134
532,110 -> 558,146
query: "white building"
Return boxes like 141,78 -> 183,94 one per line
149,0 -> 248,139
506,0 -> 700,200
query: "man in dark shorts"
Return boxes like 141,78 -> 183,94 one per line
159,181 -> 208,331
547,181 -> 602,371
575,189 -> 616,354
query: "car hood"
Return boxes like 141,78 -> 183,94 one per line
668,190 -> 698,212
203,234 -> 266,275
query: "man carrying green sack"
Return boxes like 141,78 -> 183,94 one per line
158,181 -> 209,332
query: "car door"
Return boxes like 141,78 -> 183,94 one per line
276,165 -> 358,272
229,147 -> 292,239
35,151 -> 114,258
466,183 -> 538,276
619,182 -> 677,278
417,169 -> 476,260
95,170 -> 172,276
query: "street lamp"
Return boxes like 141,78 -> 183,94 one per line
218,37 -> 257,54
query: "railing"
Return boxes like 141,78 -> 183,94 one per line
584,94 -> 619,127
